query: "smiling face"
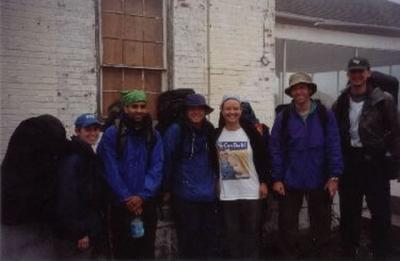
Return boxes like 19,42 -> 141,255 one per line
123,101 -> 147,122
75,125 -> 101,145
186,106 -> 206,125
348,69 -> 370,87
290,83 -> 312,106
221,99 -> 242,125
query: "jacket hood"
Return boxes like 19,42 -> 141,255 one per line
240,102 -> 259,125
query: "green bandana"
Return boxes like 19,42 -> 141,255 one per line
120,90 -> 147,106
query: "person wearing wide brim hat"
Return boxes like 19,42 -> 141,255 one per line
162,93 -> 219,259
285,72 -> 317,97
271,72 -> 343,258
184,93 -> 214,114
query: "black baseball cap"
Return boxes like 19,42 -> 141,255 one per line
347,57 -> 370,71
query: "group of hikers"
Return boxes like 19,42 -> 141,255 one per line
1,57 -> 400,259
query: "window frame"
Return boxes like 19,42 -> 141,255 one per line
98,0 -> 168,116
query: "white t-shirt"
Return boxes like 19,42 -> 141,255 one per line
217,127 -> 260,201
349,98 -> 364,148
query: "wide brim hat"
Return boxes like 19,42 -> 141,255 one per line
185,94 -> 214,114
285,72 -> 317,97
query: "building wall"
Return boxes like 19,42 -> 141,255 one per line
276,23 -> 400,51
0,0 -> 98,159
170,0 -> 276,126
0,0 -> 277,159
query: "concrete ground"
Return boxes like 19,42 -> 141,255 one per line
262,218 -> 400,259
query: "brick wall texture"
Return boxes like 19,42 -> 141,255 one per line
170,0 -> 276,125
0,0 -> 276,159
0,0 -> 98,159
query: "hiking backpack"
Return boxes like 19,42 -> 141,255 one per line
155,88 -> 195,135
370,71 -> 399,106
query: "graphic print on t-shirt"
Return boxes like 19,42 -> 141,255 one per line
218,141 -> 251,180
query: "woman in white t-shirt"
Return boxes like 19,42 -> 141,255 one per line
215,95 -> 271,259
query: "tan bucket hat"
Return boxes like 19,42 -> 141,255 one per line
285,72 -> 317,97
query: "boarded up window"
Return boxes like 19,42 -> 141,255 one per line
101,0 -> 164,117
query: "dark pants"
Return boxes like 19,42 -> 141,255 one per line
53,238 -> 94,259
173,198 -> 219,259
278,189 -> 332,257
340,148 -> 391,257
110,200 -> 158,259
221,199 -> 261,259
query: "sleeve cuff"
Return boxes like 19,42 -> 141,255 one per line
329,172 -> 342,178
119,190 -> 133,202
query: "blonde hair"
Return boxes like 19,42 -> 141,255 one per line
227,150 -> 250,175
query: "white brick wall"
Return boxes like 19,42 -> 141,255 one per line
0,0 -> 98,160
170,0 -> 209,95
1,0 -> 277,160
170,0 -> 276,126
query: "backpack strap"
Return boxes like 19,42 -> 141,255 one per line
116,117 -> 157,162
316,101 -> 329,135
376,97 -> 395,149
115,118 -> 128,160
279,104 -> 291,144
174,121 -> 188,160
145,129 -> 157,169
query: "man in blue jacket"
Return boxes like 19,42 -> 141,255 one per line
270,72 -> 343,258
98,90 -> 164,259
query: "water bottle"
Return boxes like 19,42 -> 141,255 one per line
130,216 -> 145,238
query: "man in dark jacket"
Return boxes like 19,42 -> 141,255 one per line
333,57 -> 400,258
270,72 -> 343,258
55,113 -> 109,258
98,90 -> 164,259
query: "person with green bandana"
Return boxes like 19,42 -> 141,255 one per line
98,90 -> 164,259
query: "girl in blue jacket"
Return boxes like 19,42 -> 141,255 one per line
163,94 -> 219,259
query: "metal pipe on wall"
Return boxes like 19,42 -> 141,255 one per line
206,0 -> 211,104
281,39 -> 287,104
